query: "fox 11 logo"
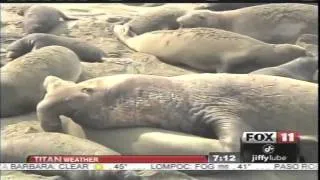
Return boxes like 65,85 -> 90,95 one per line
240,131 -> 300,163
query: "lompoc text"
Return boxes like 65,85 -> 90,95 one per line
151,163 -> 214,170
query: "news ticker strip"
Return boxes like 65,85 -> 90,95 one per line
0,163 -> 318,171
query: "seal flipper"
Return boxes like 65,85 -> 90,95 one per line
208,115 -> 252,152
191,104 -> 253,152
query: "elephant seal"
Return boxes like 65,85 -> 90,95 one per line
114,26 -> 307,73
0,46 -> 81,117
250,56 -> 318,83
177,3 -> 318,44
6,33 -> 107,62
0,132 -> 140,180
122,7 -> 186,35
37,74 -> 317,153
23,5 -> 77,34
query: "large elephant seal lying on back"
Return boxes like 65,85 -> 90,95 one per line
121,7 -> 186,35
250,56 -> 318,83
0,132 -> 140,180
0,46 -> 81,117
6,33 -> 107,62
177,3 -> 318,44
114,26 -> 307,73
37,74 -> 317,153
23,5 -> 77,34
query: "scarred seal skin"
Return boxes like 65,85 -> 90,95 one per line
177,3 -> 318,44
1,46 -> 82,117
6,33 -> 106,62
37,74 -> 317,154
114,26 -> 307,73
23,5 -> 77,34
250,56 -> 318,83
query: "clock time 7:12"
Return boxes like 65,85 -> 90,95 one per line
211,154 -> 237,162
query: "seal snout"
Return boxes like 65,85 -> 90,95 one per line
274,44 -> 309,61
6,51 -> 19,59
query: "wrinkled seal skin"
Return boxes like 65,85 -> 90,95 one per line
37,74 -> 317,154
0,46 -> 82,118
114,26 -> 307,73
250,56 -> 318,83
177,4 -> 318,44
23,5 -> 77,34
0,132 -> 141,180
123,7 -> 187,35
6,33 -> 106,62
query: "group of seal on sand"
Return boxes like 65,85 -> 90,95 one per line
113,3 -> 317,79
119,4 -> 317,44
1,3 -> 318,180
5,4 -> 107,65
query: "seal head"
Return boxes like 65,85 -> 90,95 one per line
177,10 -> 221,28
